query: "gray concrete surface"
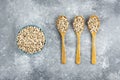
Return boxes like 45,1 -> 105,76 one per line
0,0 -> 120,80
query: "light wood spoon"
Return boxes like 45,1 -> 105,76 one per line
88,15 -> 100,64
73,16 -> 84,64
56,16 -> 69,64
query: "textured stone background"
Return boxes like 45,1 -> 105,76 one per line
0,0 -> 120,80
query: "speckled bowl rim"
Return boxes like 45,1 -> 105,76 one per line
16,25 -> 46,55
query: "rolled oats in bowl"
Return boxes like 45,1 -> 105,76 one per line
17,25 -> 46,54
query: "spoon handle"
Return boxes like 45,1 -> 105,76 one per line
61,33 -> 66,64
92,33 -> 96,64
76,33 -> 81,64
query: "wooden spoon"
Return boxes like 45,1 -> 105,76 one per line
73,16 -> 84,64
56,16 -> 69,64
88,15 -> 100,64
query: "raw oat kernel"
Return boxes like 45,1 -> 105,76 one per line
56,16 -> 69,32
17,26 -> 45,54
73,16 -> 84,32
88,15 -> 100,32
